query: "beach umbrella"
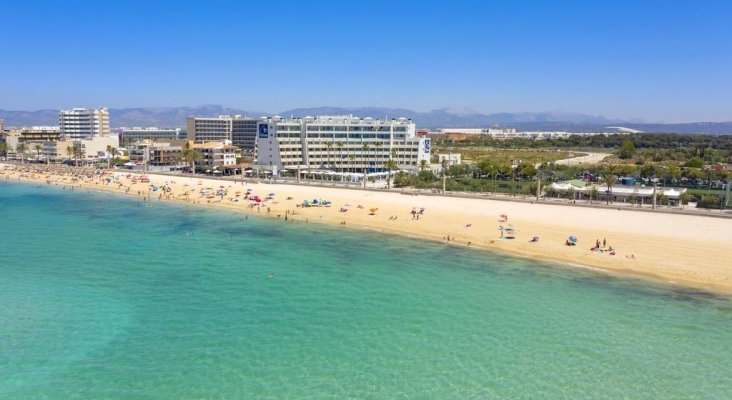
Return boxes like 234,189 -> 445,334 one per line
568,235 -> 578,243
268,192 -> 276,196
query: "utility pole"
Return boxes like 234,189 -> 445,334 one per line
652,182 -> 657,210
536,175 -> 541,202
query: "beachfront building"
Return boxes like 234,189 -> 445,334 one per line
6,126 -> 62,143
254,115 -> 431,177
59,107 -> 110,139
548,181 -> 688,206
120,127 -> 181,145
127,140 -> 187,171
2,127 -> 59,160
70,135 -> 119,162
186,116 -> 263,154
191,141 -> 238,170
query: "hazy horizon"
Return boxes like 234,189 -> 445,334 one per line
1,0 -> 730,123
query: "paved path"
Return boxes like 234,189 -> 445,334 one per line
553,151 -> 612,166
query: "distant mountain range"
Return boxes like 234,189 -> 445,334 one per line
1,105 -> 731,135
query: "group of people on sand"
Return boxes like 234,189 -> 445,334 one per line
591,238 -> 616,255
410,207 -> 425,220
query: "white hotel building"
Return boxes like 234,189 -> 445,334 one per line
59,107 -> 110,139
255,115 -> 431,175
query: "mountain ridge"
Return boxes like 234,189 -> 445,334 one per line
1,106 -> 731,134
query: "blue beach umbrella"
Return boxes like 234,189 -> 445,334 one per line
568,235 -> 578,243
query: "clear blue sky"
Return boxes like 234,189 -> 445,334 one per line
1,0 -> 730,122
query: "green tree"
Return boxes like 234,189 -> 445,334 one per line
589,187 -> 600,204
183,148 -> 203,174
602,173 -> 618,205
384,159 -> 397,189
326,141 -> 333,170
16,143 -> 27,163
106,145 -> 117,169
336,141 -> 344,173
684,157 -> 704,168
33,144 -> 43,162
618,140 -> 636,159
520,163 -> 537,179
419,159 -> 428,172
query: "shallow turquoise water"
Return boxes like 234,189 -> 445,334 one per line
1,181 -> 731,399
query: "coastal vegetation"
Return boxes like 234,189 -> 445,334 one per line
403,133 -> 732,209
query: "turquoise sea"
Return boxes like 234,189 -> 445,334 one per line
1,181 -> 731,399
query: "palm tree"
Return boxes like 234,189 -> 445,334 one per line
384,159 -> 398,189
374,141 -> 383,171
73,145 -> 84,166
326,141 -> 333,171
0,142 -> 7,161
336,142 -> 344,173
603,173 -> 618,205
66,146 -> 74,164
348,154 -> 355,175
361,143 -> 369,173
183,148 -> 203,174
32,144 -> 42,162
419,159 -> 428,172
16,143 -> 27,163
106,145 -> 117,169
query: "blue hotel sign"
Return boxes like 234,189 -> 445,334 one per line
423,138 -> 431,153
258,124 -> 269,138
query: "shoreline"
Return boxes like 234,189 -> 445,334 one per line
3,163 -> 732,295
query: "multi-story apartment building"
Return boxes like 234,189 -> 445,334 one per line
4,127 -> 61,160
6,126 -> 62,143
128,140 -> 187,170
255,115 -> 431,174
120,127 -> 182,145
186,116 -> 263,153
59,107 -> 110,139
191,142 -> 238,169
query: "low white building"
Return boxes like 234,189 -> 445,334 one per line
549,182 -> 687,204
438,153 -> 461,166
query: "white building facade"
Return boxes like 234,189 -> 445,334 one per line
255,115 -> 431,174
59,107 -> 110,139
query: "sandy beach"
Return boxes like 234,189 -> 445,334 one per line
3,163 -> 732,294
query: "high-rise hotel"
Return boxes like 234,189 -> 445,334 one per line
59,107 -> 110,139
255,115 -> 431,174
186,116 -> 263,154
